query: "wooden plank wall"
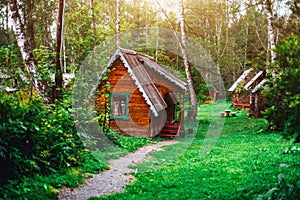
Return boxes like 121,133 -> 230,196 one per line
107,59 -> 151,137
232,72 -> 255,110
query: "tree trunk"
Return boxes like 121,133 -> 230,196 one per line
9,0 -> 48,102
53,0 -> 65,102
155,0 -> 198,121
116,0 -> 121,49
25,0 -> 35,50
266,0 -> 276,62
180,0 -> 197,121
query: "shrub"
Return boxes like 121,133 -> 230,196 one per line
0,91 -> 103,184
104,129 -> 152,152
264,34 -> 300,141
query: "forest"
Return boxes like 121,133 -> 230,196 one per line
0,0 -> 300,199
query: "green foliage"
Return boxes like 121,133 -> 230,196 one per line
64,0 -> 109,71
0,154 -> 107,200
264,34 -> 300,141
0,91 -> 105,183
256,173 -> 300,200
234,80 -> 247,94
104,129 -> 152,153
0,88 -> 155,199
1,168 -> 90,200
96,73 -> 111,132
0,44 -> 27,88
0,91 -> 108,199
33,45 -> 56,84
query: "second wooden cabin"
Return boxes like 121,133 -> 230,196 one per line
97,48 -> 187,138
228,69 -> 255,110
228,69 -> 266,115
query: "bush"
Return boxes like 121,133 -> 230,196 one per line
104,129 -> 152,152
264,34 -> 300,141
0,91 -> 102,184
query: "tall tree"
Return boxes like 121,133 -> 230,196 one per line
53,0 -> 65,102
63,0 -> 109,72
33,0 -> 57,47
90,0 -> 96,36
8,0 -> 48,101
156,0 -> 197,121
265,0 -> 276,62
180,0 -> 197,121
25,0 -> 35,50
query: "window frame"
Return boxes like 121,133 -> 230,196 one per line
109,92 -> 130,120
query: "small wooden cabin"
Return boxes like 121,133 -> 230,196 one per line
228,69 -> 255,110
249,79 -> 266,117
97,48 -> 187,138
228,69 -> 266,116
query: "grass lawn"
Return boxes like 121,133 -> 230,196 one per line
92,102 -> 300,200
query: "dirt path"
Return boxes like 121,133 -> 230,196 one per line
58,140 -> 178,200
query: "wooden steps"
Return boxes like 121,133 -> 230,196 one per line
159,123 -> 180,137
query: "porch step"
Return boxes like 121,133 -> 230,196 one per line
163,123 -> 180,129
159,123 -> 180,137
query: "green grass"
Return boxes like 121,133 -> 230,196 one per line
91,102 -> 300,200
91,133 -> 160,164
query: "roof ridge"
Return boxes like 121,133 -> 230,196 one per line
119,48 -> 137,55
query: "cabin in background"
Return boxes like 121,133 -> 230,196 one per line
228,69 -> 255,110
228,69 -> 266,117
249,79 -> 266,117
97,48 -> 187,138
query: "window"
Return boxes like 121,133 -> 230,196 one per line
110,92 -> 130,120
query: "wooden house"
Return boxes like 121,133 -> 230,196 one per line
228,69 -> 255,110
97,48 -> 187,138
244,70 -> 266,117
249,79 -> 266,118
228,69 -> 266,116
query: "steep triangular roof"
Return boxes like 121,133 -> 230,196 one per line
228,69 -> 253,92
105,48 -> 187,117
251,79 -> 266,93
244,70 -> 265,90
